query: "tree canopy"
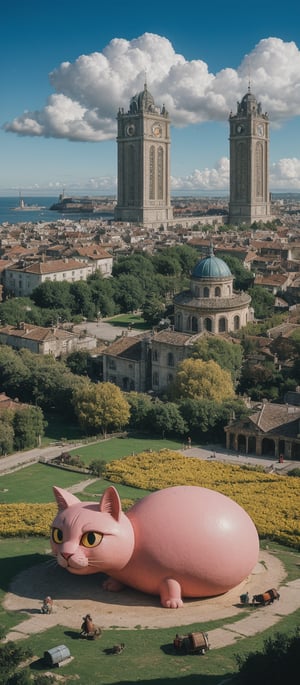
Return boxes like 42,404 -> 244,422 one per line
192,335 -> 243,384
172,358 -> 235,402
72,381 -> 130,436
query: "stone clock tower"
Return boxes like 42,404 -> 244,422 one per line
228,87 -> 272,226
114,83 -> 173,226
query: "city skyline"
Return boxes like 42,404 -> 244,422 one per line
2,0 -> 300,196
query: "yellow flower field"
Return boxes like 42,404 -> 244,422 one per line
0,450 -> 299,548
105,450 -> 300,549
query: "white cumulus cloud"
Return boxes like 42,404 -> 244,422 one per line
4,33 -> 300,142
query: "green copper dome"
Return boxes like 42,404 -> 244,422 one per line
192,248 -> 232,279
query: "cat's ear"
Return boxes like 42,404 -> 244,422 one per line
99,486 -> 122,521
53,486 -> 80,511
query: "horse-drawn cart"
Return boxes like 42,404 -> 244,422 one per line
173,631 -> 210,654
252,587 -> 280,606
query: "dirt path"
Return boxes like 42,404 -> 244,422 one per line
4,549 -> 299,649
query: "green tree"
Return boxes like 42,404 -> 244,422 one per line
113,274 -> 144,312
172,358 -> 235,402
31,281 -> 74,311
142,294 -> 166,325
127,392 -> 153,430
88,271 -> 116,317
65,350 -> 91,376
192,335 -> 243,384
0,298 -> 42,327
248,286 -> 275,319
112,253 -> 155,290
0,346 -> 29,398
0,415 -> 14,455
220,254 -> 254,290
17,350 -> 85,417
13,406 -> 45,450
148,400 -> 187,438
70,281 -> 96,319
235,629 -> 300,685
72,381 -> 130,437
167,245 -> 199,275
152,253 -> 181,277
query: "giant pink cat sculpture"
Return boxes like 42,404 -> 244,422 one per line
50,485 -> 259,608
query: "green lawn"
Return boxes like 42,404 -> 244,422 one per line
0,536 -> 299,684
0,437 -> 182,503
1,435 -> 300,684
105,313 -> 150,330
0,464 -> 91,504
68,435 -> 183,466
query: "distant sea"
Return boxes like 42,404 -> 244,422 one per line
0,196 -> 114,225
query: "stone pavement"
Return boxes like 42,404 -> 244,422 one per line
3,551 -> 300,648
208,579 -> 300,648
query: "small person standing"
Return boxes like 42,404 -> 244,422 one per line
41,596 -> 53,614
187,437 -> 192,449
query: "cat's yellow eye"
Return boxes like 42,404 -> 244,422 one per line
52,527 -> 63,544
80,531 -> 103,548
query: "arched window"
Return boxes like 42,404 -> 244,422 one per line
152,349 -> 158,362
204,287 -> 209,298
218,317 -> 226,333
195,286 -> 200,297
158,146 -> 163,200
234,315 -> 240,330
176,313 -> 182,330
149,146 -> 155,200
128,145 -> 135,205
215,286 -> 221,297
167,373 -> 174,384
192,316 -> 198,332
204,318 -> 212,332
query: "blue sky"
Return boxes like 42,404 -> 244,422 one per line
2,0 -> 300,196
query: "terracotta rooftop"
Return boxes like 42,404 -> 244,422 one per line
9,259 -> 88,274
0,323 -> 75,342
102,335 -> 144,361
249,402 -> 300,434
152,329 -> 195,345
0,392 -> 27,411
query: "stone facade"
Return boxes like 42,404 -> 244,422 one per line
174,248 -> 253,335
114,83 -> 173,227
228,88 -> 272,226
225,401 -> 300,460
102,334 -> 151,392
0,322 -> 97,357
4,259 -> 94,297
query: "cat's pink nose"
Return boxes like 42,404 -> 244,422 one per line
61,552 -> 72,560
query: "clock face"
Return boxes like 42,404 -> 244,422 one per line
152,123 -> 162,137
256,124 -> 264,137
236,124 -> 244,134
126,124 -> 135,137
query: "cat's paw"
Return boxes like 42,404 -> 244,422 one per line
160,578 -> 183,608
103,577 -> 124,592
162,597 -> 184,609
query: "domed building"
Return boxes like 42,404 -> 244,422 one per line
173,246 -> 253,335
149,247 -> 253,394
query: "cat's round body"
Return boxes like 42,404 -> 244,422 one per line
51,485 -> 259,608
